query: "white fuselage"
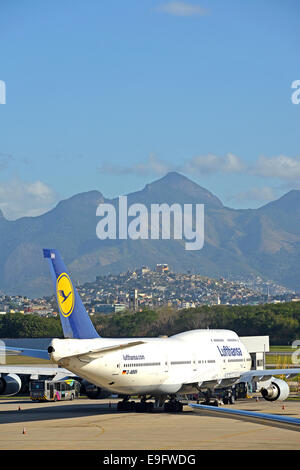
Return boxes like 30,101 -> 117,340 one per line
49,329 -> 252,396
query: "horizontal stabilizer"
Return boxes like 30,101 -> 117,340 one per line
61,341 -> 146,363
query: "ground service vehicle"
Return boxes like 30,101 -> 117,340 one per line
30,379 -> 80,401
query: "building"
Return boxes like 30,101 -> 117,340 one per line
156,264 -> 169,274
141,266 -> 150,275
113,303 -> 127,313
129,289 -> 138,312
240,335 -> 270,370
240,336 -> 270,392
95,304 -> 115,314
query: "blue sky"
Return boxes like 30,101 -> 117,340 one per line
0,0 -> 299,219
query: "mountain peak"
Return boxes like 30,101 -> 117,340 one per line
1,173 -> 300,296
160,171 -> 188,182
141,172 -> 223,208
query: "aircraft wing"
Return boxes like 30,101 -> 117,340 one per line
189,403 -> 300,430
0,346 -> 50,361
185,368 -> 300,390
239,368 -> 300,383
0,365 -> 76,377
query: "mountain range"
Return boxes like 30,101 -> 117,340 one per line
1,172 -> 300,297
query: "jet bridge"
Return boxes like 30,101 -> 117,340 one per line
240,336 -> 270,370
240,336 -> 270,392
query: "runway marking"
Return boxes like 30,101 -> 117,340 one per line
95,426 -> 105,438
53,422 -> 106,440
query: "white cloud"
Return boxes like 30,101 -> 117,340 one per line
100,152 -> 246,178
99,152 -> 300,189
252,155 -> 300,181
0,179 -> 59,220
157,2 -> 208,16
183,153 -> 244,175
133,154 -> 174,175
183,153 -> 300,182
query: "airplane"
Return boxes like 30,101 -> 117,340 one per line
1,248 -> 300,412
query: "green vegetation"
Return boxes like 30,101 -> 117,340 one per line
265,354 -> 293,365
0,313 -> 62,338
1,301 -> 300,346
94,302 -> 300,345
5,355 -> 51,365
270,345 -> 294,352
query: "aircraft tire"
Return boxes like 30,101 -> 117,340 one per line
146,402 -> 154,413
164,401 -> 183,412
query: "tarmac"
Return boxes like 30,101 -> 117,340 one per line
0,397 -> 300,450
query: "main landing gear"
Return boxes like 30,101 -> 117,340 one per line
223,390 -> 235,405
117,396 -> 154,412
200,389 -> 235,406
116,395 -> 184,413
164,399 -> 183,413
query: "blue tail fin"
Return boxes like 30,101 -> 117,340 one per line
43,249 -> 100,339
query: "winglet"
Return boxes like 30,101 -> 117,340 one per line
43,249 -> 100,339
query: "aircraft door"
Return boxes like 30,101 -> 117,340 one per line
104,352 -> 121,376
115,362 -> 121,375
111,357 -> 121,376
164,352 -> 169,374
192,350 -> 198,372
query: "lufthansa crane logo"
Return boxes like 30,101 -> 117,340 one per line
56,273 -> 75,317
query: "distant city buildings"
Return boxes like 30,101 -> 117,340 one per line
0,294 -> 53,316
156,264 -> 169,274
0,268 -> 297,317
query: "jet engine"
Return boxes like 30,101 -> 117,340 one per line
260,378 -> 289,401
81,380 -> 111,399
0,373 -> 22,396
